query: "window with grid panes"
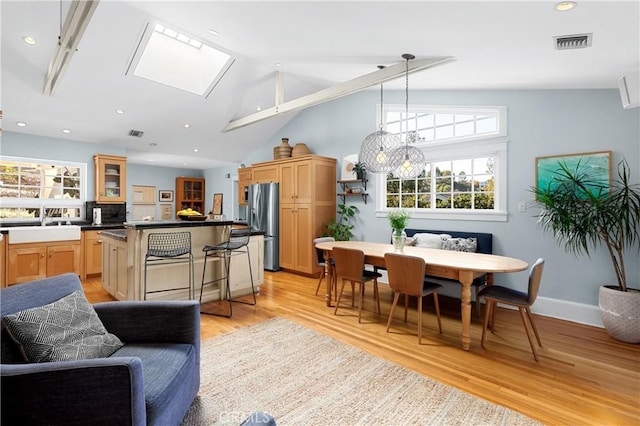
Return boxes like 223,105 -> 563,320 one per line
0,156 -> 87,221
377,105 -> 508,221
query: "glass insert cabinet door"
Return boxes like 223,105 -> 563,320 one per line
94,154 -> 127,203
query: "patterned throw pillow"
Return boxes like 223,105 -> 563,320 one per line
441,237 -> 478,252
414,233 -> 451,249
2,290 -> 123,363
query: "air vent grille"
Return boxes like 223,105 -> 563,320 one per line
128,129 -> 144,138
554,33 -> 592,50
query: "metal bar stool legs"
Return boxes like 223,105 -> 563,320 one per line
143,232 -> 194,301
199,228 -> 256,318
199,247 -> 233,317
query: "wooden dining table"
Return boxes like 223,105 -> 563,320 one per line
315,240 -> 529,350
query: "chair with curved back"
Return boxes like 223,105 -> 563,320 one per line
479,258 -> 545,361
384,252 -> 442,344
313,236 -> 336,299
333,247 -> 382,323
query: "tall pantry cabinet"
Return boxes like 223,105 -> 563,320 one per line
277,155 -> 336,275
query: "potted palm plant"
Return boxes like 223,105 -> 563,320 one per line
532,158 -> 640,343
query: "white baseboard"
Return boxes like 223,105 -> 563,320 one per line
531,296 -> 603,328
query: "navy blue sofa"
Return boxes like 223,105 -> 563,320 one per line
1,273 -> 200,425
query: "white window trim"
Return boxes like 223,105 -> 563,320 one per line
374,103 -> 509,222
0,156 -> 87,221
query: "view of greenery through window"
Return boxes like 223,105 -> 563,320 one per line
0,158 -> 84,220
382,106 -> 502,213
386,157 -> 495,209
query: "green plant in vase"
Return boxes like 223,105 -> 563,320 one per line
387,209 -> 411,251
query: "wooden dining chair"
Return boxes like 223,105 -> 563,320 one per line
479,258 -> 545,361
333,247 -> 382,323
313,236 -> 336,299
384,253 -> 442,344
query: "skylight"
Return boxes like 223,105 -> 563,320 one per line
126,22 -> 235,97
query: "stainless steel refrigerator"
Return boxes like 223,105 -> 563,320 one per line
248,182 -> 280,271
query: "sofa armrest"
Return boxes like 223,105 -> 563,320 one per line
94,301 -> 200,353
1,357 -> 146,425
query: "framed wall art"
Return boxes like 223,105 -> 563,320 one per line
160,204 -> 173,220
535,150 -> 612,199
159,190 -> 174,202
212,193 -> 223,216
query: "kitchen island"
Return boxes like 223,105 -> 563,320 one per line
100,220 -> 264,302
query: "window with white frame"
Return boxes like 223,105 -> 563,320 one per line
377,105 -> 508,221
0,157 -> 87,221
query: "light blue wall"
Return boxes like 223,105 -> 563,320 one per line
237,89 -> 639,306
1,132 -> 202,220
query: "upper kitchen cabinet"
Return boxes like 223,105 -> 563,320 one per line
238,167 -> 252,207
94,154 -> 127,203
176,177 -> 205,214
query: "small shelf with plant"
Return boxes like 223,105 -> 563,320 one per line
338,161 -> 368,203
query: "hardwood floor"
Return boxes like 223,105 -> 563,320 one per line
84,271 -> 640,425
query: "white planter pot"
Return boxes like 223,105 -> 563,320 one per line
599,286 -> 640,344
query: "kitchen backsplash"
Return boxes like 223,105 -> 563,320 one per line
85,201 -> 126,224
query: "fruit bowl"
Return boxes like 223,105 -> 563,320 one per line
178,214 -> 207,221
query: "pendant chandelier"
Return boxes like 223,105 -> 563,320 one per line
359,66 -> 403,173
389,54 -> 427,179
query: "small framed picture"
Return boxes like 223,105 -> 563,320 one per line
159,190 -> 173,202
212,193 -> 223,216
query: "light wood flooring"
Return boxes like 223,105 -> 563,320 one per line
83,271 -> 640,425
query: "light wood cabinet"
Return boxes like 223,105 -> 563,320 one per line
176,177 -> 205,214
251,155 -> 336,275
82,230 -> 103,280
1,235 -> 5,288
238,167 -> 252,206
7,241 -> 80,285
94,154 -> 127,203
102,236 -> 127,300
251,164 -> 279,183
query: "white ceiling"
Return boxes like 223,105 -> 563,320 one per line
2,1 -> 639,169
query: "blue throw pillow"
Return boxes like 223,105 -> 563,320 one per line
2,290 -> 123,363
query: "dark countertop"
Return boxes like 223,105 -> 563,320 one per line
123,220 -> 233,229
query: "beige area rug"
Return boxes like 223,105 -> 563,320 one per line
182,318 -> 539,426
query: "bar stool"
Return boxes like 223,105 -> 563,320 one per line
143,232 -> 194,300
199,227 -> 256,317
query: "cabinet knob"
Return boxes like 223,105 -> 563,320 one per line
97,240 -> 102,244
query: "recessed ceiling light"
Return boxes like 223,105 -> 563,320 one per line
16,121 -> 27,127
183,162 -> 189,165
556,1 -> 577,11
62,129 -> 71,134
193,148 -> 199,153
208,29 -> 219,36
275,63 -> 283,68
149,159 -> 154,162
184,123 -> 191,128
23,36 -> 37,45
116,109 -> 125,114
256,106 -> 262,111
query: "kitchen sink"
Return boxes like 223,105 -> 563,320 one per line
8,225 -> 81,244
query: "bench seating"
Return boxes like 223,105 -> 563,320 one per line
404,228 -> 493,316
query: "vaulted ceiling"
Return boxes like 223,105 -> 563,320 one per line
2,1 -> 639,169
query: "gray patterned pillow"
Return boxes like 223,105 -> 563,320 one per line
2,290 -> 123,363
441,237 -> 478,252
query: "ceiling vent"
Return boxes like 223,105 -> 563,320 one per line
128,129 -> 144,138
554,33 -> 592,50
